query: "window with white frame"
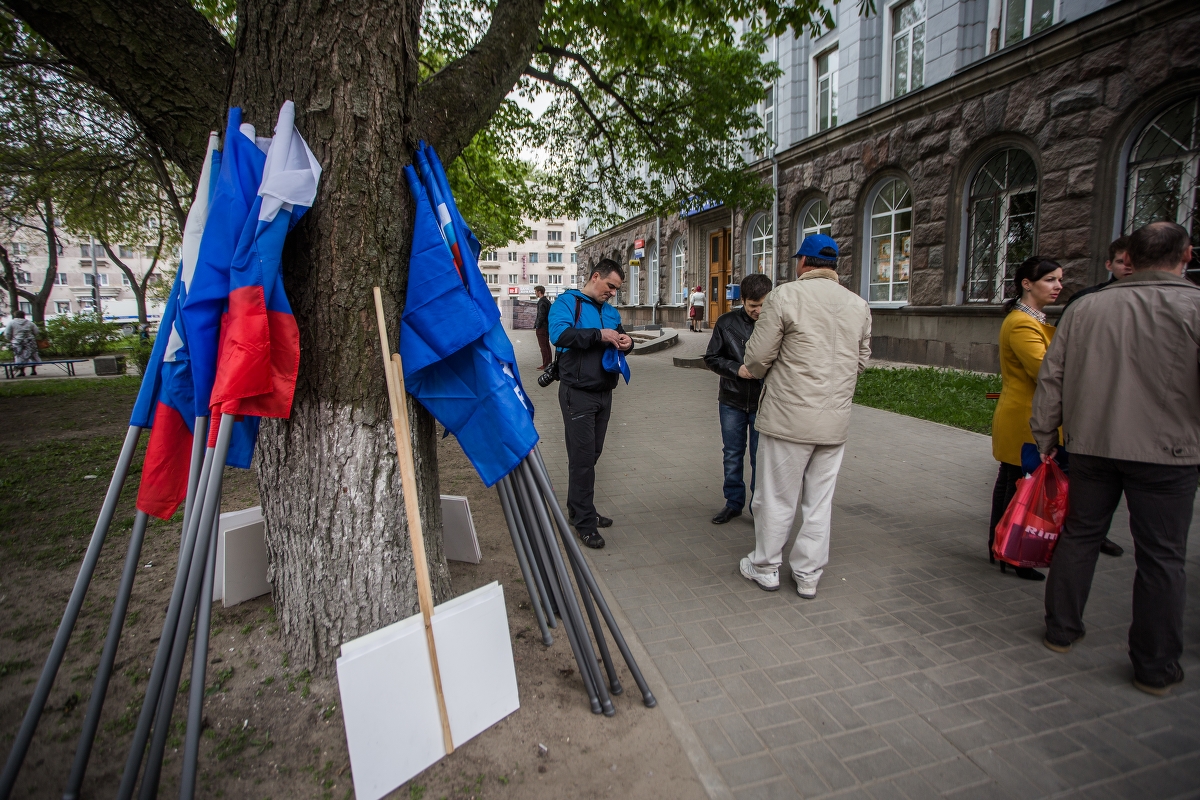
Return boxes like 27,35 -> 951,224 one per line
966,149 -> 1038,303
483,250 -> 497,262
84,273 -> 109,286
529,252 -> 538,264
10,242 -> 26,255
1123,94 -> 1200,284
54,271 -> 69,285
15,269 -> 31,285
546,274 -> 562,285
508,273 -> 519,283
648,241 -> 659,304
629,262 -> 640,305
891,0 -> 925,99
867,178 -> 913,303
1003,0 -> 1055,47
800,199 -> 832,241
547,230 -> 562,241
815,48 -> 838,133
530,230 -> 538,240
671,238 -> 687,304
484,273 -> 498,285
748,214 -> 773,275
529,274 -> 539,284
570,231 -> 577,242
761,84 -> 775,148
570,253 -> 577,263
508,251 -> 518,262
122,273 -> 132,286
119,245 -> 135,258
547,252 -> 563,263
571,274 -> 578,285
19,301 -> 32,315
55,301 -> 71,314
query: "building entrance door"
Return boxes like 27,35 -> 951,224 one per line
709,228 -> 731,324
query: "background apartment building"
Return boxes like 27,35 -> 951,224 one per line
478,216 -> 581,308
578,0 -> 1199,371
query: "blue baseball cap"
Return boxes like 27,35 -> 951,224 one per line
794,234 -> 839,260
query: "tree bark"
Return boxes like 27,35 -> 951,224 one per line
14,0 -> 545,673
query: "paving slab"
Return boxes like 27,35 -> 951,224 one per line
506,328 -> 1200,799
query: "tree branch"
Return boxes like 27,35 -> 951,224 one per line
4,0 -> 233,175
413,0 -> 547,164
522,66 -> 621,172
537,45 -> 660,146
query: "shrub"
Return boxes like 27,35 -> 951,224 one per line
130,336 -> 154,375
41,313 -> 123,358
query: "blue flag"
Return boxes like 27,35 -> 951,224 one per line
399,147 -> 538,486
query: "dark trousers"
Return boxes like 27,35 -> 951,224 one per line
719,403 -> 758,511
989,462 -> 1024,551
535,327 -> 552,368
1045,453 -> 1197,683
559,383 -> 612,536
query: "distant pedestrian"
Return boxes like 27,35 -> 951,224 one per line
1032,221 -> 1200,696
988,256 -> 1063,581
738,235 -> 870,599
705,273 -> 773,524
533,285 -> 552,370
3,310 -> 40,377
688,285 -> 705,332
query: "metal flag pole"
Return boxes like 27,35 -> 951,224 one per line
178,501 -> 222,800
0,425 -> 142,800
560,526 -> 623,695
508,478 -> 558,623
65,416 -> 209,800
373,287 -> 454,756
115,440 -> 218,800
529,447 -> 657,707
62,510 -> 149,800
137,418 -> 232,800
513,463 -> 611,715
495,478 -> 553,645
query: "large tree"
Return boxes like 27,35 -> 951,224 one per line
5,0 -> 840,671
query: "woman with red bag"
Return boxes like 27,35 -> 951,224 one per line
989,257 -> 1062,580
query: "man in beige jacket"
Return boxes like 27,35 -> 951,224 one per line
738,235 -> 872,598
1031,221 -> 1200,696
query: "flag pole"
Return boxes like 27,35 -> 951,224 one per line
494,479 -> 553,645
373,288 -> 454,756
0,424 -> 143,800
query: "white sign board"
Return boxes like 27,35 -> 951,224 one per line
213,506 -> 272,607
441,495 -> 481,564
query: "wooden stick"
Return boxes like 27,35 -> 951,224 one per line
372,287 -> 454,756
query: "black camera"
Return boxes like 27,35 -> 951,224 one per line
537,362 -> 559,387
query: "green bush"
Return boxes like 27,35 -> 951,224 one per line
41,313 -> 124,358
130,336 -> 154,375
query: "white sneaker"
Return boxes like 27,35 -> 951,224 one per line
795,576 -> 818,600
739,558 -> 779,592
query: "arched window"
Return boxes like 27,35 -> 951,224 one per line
866,178 -> 913,303
965,149 -> 1038,303
799,199 -> 832,241
647,240 -> 659,304
748,213 -> 773,275
1124,94 -> 1200,283
671,238 -> 687,304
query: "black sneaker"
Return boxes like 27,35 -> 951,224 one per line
1100,538 -> 1124,557
711,507 -> 741,524
1134,663 -> 1185,696
580,531 -> 606,549
596,515 -> 613,528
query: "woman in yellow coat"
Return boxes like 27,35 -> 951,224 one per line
989,256 -> 1062,580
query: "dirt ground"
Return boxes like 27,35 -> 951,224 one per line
0,377 -> 705,799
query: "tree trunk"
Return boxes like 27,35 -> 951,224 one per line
29,198 -> 59,325
0,244 -> 19,315
232,0 -> 450,672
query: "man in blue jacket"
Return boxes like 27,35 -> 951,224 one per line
549,259 -> 634,548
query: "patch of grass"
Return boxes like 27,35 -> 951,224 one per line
853,366 -> 1002,434
206,666 -> 234,696
321,702 -> 338,721
105,700 -> 139,735
0,375 -> 140,399
210,724 -> 253,761
240,623 -> 255,635
0,659 -> 32,680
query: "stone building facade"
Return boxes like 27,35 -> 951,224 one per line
577,0 -> 1200,371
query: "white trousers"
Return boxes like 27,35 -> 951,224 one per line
748,435 -> 846,582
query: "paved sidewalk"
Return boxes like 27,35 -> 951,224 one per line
511,331 -> 1200,799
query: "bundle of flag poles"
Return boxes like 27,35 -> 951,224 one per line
400,142 -> 655,715
0,101 -> 320,800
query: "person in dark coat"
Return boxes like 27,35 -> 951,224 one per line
533,285 -> 552,370
704,273 -> 773,524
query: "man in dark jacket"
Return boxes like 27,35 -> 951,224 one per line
534,285 -> 553,370
549,259 -> 634,548
705,273 -> 773,524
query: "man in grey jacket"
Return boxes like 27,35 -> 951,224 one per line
1031,221 -> 1200,696
737,235 -> 872,599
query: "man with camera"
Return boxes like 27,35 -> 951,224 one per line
546,259 -> 634,549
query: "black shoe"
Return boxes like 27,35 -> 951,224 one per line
580,531 -> 606,549
1134,663 -> 1184,696
596,515 -> 612,528
1000,563 -> 1046,581
712,507 -> 741,524
1044,631 -> 1085,654
1100,538 -> 1124,557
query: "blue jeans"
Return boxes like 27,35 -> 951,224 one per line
719,403 -> 758,511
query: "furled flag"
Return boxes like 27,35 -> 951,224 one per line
129,134 -> 218,519
181,107 -> 267,468
399,145 -> 538,486
210,101 -> 319,418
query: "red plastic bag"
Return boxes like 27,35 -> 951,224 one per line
993,460 -> 1069,568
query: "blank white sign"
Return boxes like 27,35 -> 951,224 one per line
213,506 -> 272,606
440,495 -> 481,564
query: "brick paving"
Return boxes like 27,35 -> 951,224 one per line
509,327 -> 1200,799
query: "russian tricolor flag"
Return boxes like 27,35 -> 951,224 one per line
210,101 -> 320,418
130,134 -> 219,519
